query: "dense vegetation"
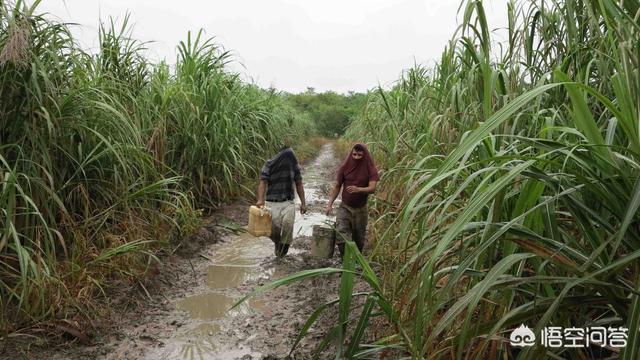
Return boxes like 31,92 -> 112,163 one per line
305,0 -> 640,358
0,3 -> 313,333
287,89 -> 367,137
4,0 -> 640,359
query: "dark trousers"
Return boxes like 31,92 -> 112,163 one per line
335,204 -> 368,256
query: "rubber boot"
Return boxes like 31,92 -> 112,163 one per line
275,243 -> 290,257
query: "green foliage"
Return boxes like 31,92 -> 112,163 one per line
287,90 -> 367,137
0,3 -> 312,333
335,0 -> 640,358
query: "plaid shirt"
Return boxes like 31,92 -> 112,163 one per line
260,147 -> 302,202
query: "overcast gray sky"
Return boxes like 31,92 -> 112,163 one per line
39,0 -> 509,93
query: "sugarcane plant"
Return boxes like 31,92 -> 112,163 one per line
259,0 -> 640,358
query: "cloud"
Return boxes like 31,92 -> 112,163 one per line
39,0 -> 508,93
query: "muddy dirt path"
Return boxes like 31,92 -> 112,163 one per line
137,142 -> 344,360
8,142 -> 360,360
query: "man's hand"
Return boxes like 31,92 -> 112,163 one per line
324,204 -> 333,215
256,200 -> 265,208
300,204 -> 307,215
345,185 -> 361,194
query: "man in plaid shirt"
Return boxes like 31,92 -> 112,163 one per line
256,144 -> 307,257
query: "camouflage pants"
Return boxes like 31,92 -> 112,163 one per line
335,204 -> 368,254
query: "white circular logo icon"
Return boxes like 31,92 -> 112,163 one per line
510,324 -> 536,347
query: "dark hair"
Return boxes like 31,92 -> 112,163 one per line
353,144 -> 365,152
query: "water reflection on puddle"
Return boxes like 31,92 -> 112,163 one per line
205,265 -> 263,289
209,233 -> 274,265
177,293 -> 265,320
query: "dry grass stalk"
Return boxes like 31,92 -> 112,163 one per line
0,18 -> 31,68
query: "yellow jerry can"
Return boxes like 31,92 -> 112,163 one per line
248,206 -> 272,237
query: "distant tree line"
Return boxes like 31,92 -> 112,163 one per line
285,88 -> 367,137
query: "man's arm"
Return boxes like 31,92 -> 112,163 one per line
257,158 -> 272,207
345,181 -> 378,194
291,154 -> 306,214
256,179 -> 267,207
324,182 -> 342,215
295,180 -> 307,214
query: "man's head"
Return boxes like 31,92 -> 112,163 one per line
351,144 -> 365,161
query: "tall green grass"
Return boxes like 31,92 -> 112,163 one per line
0,2 -> 313,334
281,0 -> 640,358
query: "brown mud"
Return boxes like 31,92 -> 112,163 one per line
1,143 -> 381,360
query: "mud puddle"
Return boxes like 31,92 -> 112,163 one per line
153,233 -> 273,359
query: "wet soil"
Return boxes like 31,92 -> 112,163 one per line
1,143 -> 379,360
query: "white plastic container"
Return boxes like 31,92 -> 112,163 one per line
311,224 -> 335,258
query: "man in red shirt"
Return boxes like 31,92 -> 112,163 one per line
325,143 -> 379,256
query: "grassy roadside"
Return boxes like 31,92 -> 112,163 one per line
0,3 -> 315,336
348,0 -> 640,357
258,0 -> 640,358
